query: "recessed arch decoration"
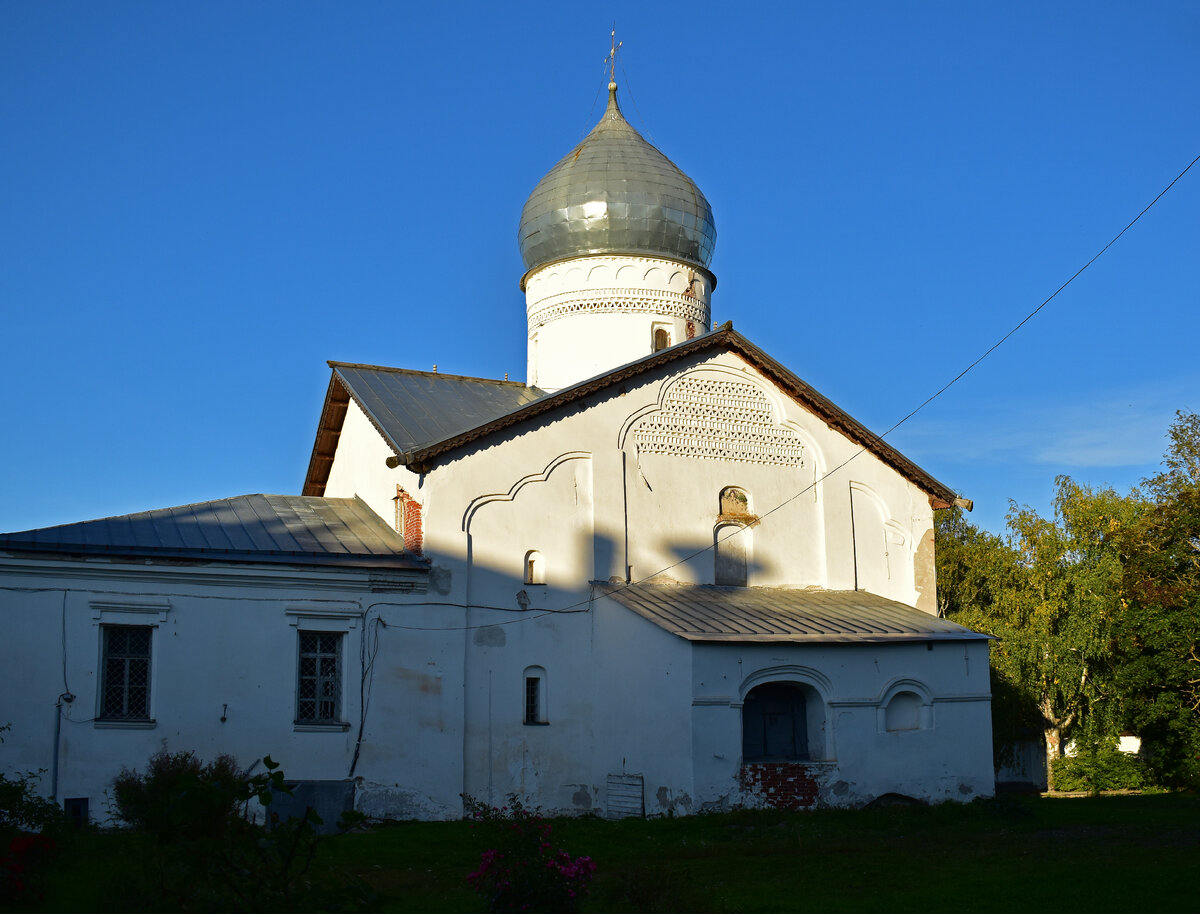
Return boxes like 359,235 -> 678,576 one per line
876,678 -> 934,733
461,451 -> 591,532
849,481 -> 912,592
714,522 -> 749,586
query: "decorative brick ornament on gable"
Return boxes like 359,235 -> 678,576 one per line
394,487 -> 424,556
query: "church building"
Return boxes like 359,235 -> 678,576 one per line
0,78 -> 994,822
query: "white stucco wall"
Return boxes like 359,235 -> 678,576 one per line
323,398 -> 425,529
0,556 -> 462,822
2,342 -> 987,822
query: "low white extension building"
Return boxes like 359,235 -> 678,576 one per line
0,82 -> 993,822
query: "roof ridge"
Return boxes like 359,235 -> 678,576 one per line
328,361 -> 531,389
0,494 -> 357,536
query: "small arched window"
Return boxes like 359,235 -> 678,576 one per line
653,328 -> 671,351
743,682 -> 809,761
524,550 -> 545,585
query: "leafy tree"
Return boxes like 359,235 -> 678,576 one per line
939,410 -> 1200,791
938,480 -> 1140,787
1111,410 -> 1200,787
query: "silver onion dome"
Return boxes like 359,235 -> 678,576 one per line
518,84 -> 716,285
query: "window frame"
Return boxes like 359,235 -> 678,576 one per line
98,624 -> 154,723
295,630 -> 345,726
91,601 -> 168,730
286,606 -> 359,732
523,665 -> 548,725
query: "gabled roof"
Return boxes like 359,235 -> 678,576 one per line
0,494 -> 422,571
304,364 -> 546,496
595,581 -> 987,644
303,326 -> 958,505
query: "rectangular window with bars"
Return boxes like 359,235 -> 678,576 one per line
100,625 -> 152,720
524,676 -> 541,725
296,631 -> 343,724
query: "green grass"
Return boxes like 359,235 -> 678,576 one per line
41,793 -> 1200,913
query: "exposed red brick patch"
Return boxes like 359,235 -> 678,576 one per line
394,487 -> 424,556
738,762 -> 819,810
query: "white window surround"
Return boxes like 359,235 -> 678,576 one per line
90,599 -> 171,624
285,605 -> 361,630
287,606 -> 359,731
91,600 -> 169,729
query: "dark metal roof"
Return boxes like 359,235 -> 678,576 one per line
0,494 -> 423,570
303,364 -> 546,495
595,582 -> 987,644
518,86 -> 716,285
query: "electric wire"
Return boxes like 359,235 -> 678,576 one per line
382,146 -> 1200,629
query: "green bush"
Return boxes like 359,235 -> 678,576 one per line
111,752 -> 371,912
111,749 -> 242,842
1052,747 -> 1152,793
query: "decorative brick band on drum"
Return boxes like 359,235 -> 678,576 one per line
738,763 -> 820,810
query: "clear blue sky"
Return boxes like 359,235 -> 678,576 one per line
2,1 -> 1197,537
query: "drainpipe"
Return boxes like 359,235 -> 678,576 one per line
50,692 -> 75,802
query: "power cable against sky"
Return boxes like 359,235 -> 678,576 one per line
383,148 -> 1200,631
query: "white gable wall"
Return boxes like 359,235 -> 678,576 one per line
324,397 -> 425,528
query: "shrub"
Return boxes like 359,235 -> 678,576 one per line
1052,746 -> 1152,793
112,752 -> 370,912
111,749 -> 242,842
463,794 -> 596,914
0,769 -> 63,837
0,725 -> 64,905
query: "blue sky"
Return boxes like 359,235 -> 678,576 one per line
2,2 -> 1198,537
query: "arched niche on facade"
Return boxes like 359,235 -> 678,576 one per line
714,523 -> 748,586
739,668 -> 830,762
715,487 -> 754,586
877,680 -> 934,733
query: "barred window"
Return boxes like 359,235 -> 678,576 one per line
523,665 -> 547,725
100,625 -> 152,720
524,677 -> 540,724
297,631 -> 343,724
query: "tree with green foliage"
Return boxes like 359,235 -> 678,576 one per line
1111,410 -> 1200,787
938,410 -> 1200,790
939,479 -> 1139,788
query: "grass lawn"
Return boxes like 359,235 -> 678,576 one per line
41,793 -> 1199,913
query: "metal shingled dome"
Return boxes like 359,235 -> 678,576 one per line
518,87 -> 716,280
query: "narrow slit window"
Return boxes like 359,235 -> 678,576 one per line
653,328 -> 671,351
523,666 -> 547,725
525,677 -> 540,724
